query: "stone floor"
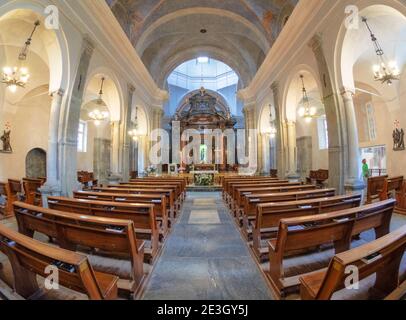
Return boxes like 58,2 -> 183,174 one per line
142,192 -> 275,300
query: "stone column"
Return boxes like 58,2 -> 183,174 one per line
109,120 -> 122,182
341,88 -> 364,191
286,121 -> 299,179
59,37 -> 94,196
121,85 -> 135,182
151,107 -> 164,173
271,82 -> 285,178
309,34 -> 346,193
243,103 -> 258,174
261,133 -> 271,174
40,89 -> 64,206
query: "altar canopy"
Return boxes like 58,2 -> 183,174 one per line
171,88 -> 238,172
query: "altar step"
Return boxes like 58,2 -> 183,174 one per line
186,185 -> 222,192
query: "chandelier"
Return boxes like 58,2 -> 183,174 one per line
128,106 -> 140,143
298,75 -> 317,123
2,20 -> 40,93
88,77 -> 109,126
264,105 -> 277,138
362,17 -> 400,85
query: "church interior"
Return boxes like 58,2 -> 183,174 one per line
0,0 -> 406,301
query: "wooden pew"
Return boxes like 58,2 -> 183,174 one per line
0,182 -> 12,217
385,280 -> 406,300
73,191 -> 168,235
395,180 -> 406,215
0,224 -> 118,300
93,187 -> 177,221
22,178 -> 43,206
267,199 -> 396,297
78,171 -> 98,189
222,177 -> 281,201
379,176 -> 404,201
130,177 -> 187,199
241,189 -> 337,235
306,169 -> 329,188
366,175 -> 388,204
13,202 -> 146,297
232,183 -> 309,216
118,182 -> 184,205
300,224 -> 406,300
47,196 -> 159,263
251,194 -> 362,260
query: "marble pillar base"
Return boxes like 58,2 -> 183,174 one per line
40,182 -> 62,208
344,178 -> 365,194
287,172 -> 301,182
107,174 -> 123,185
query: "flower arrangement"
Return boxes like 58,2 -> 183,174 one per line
146,165 -> 157,176
195,173 -> 213,186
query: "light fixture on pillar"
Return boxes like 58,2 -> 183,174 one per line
298,75 -> 317,123
1,20 -> 40,93
88,77 -> 110,126
362,17 -> 400,86
128,106 -> 140,144
263,105 -> 277,138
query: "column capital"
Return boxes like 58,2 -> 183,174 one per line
340,87 -> 355,97
50,88 -> 65,97
82,36 -> 95,55
271,81 -> 279,92
128,84 -> 136,94
308,33 -> 323,52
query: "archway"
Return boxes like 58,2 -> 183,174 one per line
25,148 -> 46,178
283,68 -> 328,181
0,6 -> 66,182
78,73 -> 123,184
337,4 -> 406,179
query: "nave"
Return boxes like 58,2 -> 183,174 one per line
142,192 -> 274,300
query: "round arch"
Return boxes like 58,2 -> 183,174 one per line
282,64 -> 324,122
0,1 -> 70,92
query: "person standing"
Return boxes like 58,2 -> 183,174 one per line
362,159 -> 369,182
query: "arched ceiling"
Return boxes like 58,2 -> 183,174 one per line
106,0 -> 298,88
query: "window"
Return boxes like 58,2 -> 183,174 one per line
317,116 -> 329,150
360,145 -> 387,176
365,103 -> 377,141
77,120 -> 87,152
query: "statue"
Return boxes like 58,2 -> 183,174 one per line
0,130 -> 12,152
393,128 -> 405,151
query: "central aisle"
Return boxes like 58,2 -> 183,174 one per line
142,192 -> 274,300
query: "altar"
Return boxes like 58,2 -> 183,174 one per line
190,170 -> 218,186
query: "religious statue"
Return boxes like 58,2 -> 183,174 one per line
393,127 -> 405,151
0,130 -> 12,152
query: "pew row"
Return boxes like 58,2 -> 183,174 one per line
266,199 -> 396,298
300,224 -> 406,300
13,202 -> 147,298
47,196 -> 160,263
0,224 -> 118,300
251,194 -> 362,261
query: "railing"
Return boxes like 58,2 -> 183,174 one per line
369,169 -> 387,177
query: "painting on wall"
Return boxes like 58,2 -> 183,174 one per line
393,120 -> 405,151
0,122 -> 12,153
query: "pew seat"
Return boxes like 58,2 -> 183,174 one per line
300,224 -> 406,300
0,224 -> 118,300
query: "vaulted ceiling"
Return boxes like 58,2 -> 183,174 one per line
106,0 -> 298,88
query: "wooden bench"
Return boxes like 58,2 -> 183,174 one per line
130,177 -> 187,199
73,191 -> 168,235
47,196 -> 159,263
78,171 -> 98,189
241,189 -> 337,237
300,224 -> 406,300
251,194 -> 362,260
366,175 -> 388,204
395,180 -> 406,215
22,178 -> 43,206
267,199 -> 396,297
0,182 -> 12,217
13,202 -> 146,297
385,280 -> 406,300
379,176 -> 404,201
306,169 -> 329,187
222,177 -> 281,202
93,187 -> 177,221
0,223 -> 118,300
232,183 -> 310,216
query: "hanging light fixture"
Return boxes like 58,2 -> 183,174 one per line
298,75 -> 318,123
362,17 -> 400,86
128,106 -> 140,143
2,20 -> 40,93
268,105 -> 277,138
88,77 -> 109,126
